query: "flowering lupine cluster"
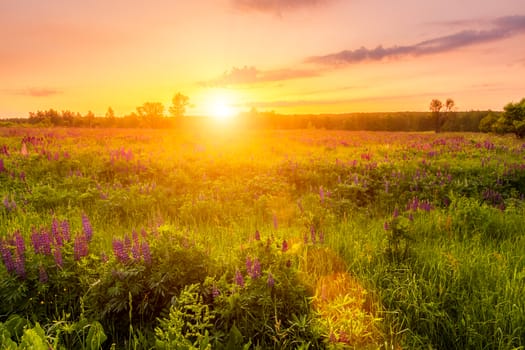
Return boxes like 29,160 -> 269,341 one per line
112,230 -> 151,265
246,256 -> 262,279
0,158 -> 5,173
0,231 -> 26,278
110,147 -> 134,163
406,197 -> 433,212
303,225 -> 325,245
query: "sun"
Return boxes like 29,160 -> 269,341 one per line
204,90 -> 239,122
210,99 -> 236,121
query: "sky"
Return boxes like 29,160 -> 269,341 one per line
1,0 -> 525,118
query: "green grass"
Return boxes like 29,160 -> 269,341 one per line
0,127 -> 524,349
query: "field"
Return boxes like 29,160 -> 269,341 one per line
0,127 -> 524,349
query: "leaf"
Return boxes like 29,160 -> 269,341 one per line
86,321 -> 107,350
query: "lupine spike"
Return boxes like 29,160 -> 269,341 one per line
141,241 -> 151,265
82,214 -> 93,242
234,270 -> 245,288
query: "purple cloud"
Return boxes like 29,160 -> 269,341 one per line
201,66 -> 320,86
232,0 -> 336,13
308,15 -> 525,66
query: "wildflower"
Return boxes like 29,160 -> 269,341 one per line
319,186 -> 325,203
245,256 -> 252,274
0,158 -> 5,172
61,220 -> 71,242
141,241 -> 152,265
74,235 -> 88,261
254,230 -> 260,241
267,272 -> 275,288
384,222 -> 390,231
40,230 -> 52,256
282,239 -> 288,253
14,252 -> 25,279
393,208 -> 399,218
250,258 -> 261,279
234,270 -> 245,288
52,218 -> 63,246
319,230 -> 325,244
212,284 -> 220,299
273,214 -> 278,230
310,225 -> 316,244
82,214 -> 93,242
0,241 -> 15,273
112,239 -> 129,264
14,231 -> 25,257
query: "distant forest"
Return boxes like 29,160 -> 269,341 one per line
0,109 -> 495,133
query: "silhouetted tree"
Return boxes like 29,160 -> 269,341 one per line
430,98 -> 454,133
137,102 -> 164,127
169,93 -> 189,118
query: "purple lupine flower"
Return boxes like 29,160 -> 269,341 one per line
74,235 -> 88,261
51,218 -> 63,246
267,272 -> 275,288
0,240 -> 15,273
14,252 -> 25,279
234,270 -> 245,288
310,225 -> 316,244
39,265 -> 48,283
319,186 -> 325,203
82,214 -> 93,242
384,222 -> 390,231
250,258 -> 261,279
112,239 -> 130,264
393,208 -> 399,218
32,230 -> 42,254
282,239 -> 288,253
14,231 -> 25,257
141,241 -> 151,265
0,158 -> 5,172
254,230 -> 260,241
61,220 -> 71,242
131,237 -> 141,261
303,232 -> 309,245
319,230 -> 325,244
245,256 -> 252,274
3,196 -> 9,210
53,248 -> 63,268
124,235 -> 132,255
212,284 -> 220,299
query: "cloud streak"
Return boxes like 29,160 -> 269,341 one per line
308,15 -> 525,66
201,66 -> 320,87
6,88 -> 62,97
232,0 -> 336,14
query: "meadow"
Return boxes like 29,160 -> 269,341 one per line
0,126 -> 524,349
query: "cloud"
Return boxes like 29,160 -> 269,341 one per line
6,87 -> 62,97
232,0 -> 336,14
308,15 -> 525,66
201,66 -> 320,87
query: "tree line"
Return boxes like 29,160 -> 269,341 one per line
3,95 -> 524,136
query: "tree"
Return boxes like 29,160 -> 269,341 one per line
85,110 -> 95,128
137,102 -> 165,127
430,99 -> 443,133
169,93 -> 189,118
501,98 -> 525,138
430,98 -> 454,133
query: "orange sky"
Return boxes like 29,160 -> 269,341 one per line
1,0 -> 525,118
